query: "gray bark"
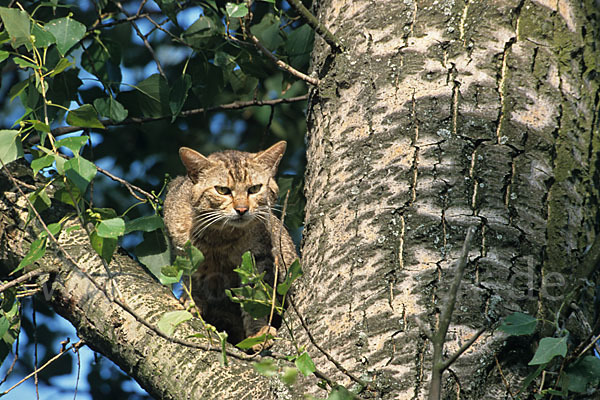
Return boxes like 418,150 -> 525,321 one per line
298,0 -> 600,398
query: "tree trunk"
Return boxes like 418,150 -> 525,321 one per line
0,162 -> 307,400
299,0 -> 599,399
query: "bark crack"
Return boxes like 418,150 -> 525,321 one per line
495,0 -> 525,143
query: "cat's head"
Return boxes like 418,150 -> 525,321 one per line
178,141 -> 286,231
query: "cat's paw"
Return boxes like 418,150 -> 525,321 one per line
248,325 -> 277,353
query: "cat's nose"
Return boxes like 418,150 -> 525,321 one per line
235,207 -> 248,215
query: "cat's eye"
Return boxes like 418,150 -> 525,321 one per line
215,186 -> 231,195
247,184 -> 262,194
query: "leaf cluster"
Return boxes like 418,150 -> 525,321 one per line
498,312 -> 600,397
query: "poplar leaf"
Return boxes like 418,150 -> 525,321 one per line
45,17 -> 86,56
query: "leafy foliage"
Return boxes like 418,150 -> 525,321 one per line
498,312 -> 600,398
0,0 -> 311,396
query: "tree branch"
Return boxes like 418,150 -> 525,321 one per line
49,95 -> 309,136
428,226 -> 478,400
286,0 -> 344,52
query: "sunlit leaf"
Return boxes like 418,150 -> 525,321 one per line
225,3 -> 248,18
64,155 -> 97,192
0,130 -> 24,165
253,359 -> 277,377
295,352 -> 316,376
45,16 -> 86,56
157,310 -> 193,336
14,237 -> 47,273
55,135 -> 89,154
0,7 -> 31,49
96,217 -> 125,239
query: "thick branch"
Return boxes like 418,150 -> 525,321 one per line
0,164 -> 308,399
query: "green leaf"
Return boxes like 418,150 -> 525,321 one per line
31,154 -> 54,176
90,231 -> 117,262
55,135 -> 89,154
41,222 -> 62,238
0,50 -> 9,63
157,310 -> 192,336
327,386 -> 355,400
498,312 -> 537,336
31,23 -> 56,48
295,352 -> 316,376
183,241 -> 204,272
28,187 -> 51,215
0,130 -> 24,165
45,17 -> 86,56
253,359 -> 277,377
136,230 -> 170,280
14,237 -> 47,273
286,24 -> 314,70
0,289 -> 20,365
53,182 -> 82,207
0,7 -> 31,49
124,215 -> 164,234
250,14 -> 283,51
183,15 -> 222,46
66,104 -> 105,129
217,330 -> 228,367
158,265 -> 184,285
225,3 -> 248,17
93,97 -> 128,123
277,258 -> 302,296
64,156 -> 97,192
169,74 -> 192,121
49,57 -> 73,77
96,217 -> 125,239
281,367 -> 298,386
235,332 -> 275,350
14,57 -> 38,69
561,356 -> 600,393
528,336 -> 568,365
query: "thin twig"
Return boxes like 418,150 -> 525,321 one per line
286,0 -> 344,52
114,1 -> 166,78
248,33 -> 319,86
494,355 -> 516,399
0,270 -> 47,293
440,325 -> 487,370
48,95 -> 309,136
428,226 -> 477,400
95,165 -> 155,202
0,340 -> 85,396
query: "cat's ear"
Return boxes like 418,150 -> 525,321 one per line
254,141 -> 286,173
179,147 -> 212,183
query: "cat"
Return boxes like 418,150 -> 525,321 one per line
163,141 -> 298,351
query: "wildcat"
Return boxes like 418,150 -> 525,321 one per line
163,141 -> 297,350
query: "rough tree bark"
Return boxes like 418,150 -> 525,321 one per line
299,0 -> 599,399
